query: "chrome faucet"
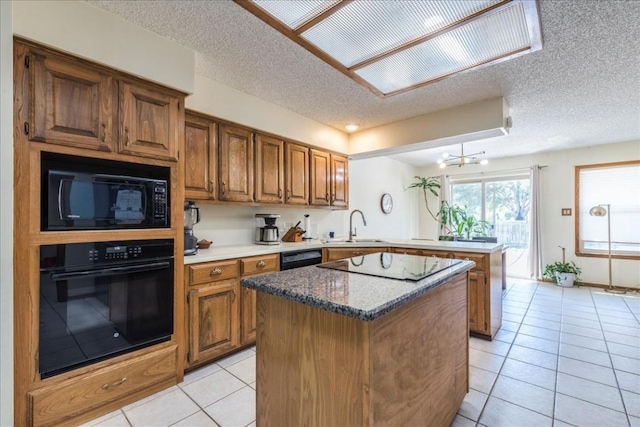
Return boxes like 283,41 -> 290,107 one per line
348,209 -> 367,242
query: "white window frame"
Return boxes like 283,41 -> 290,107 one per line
575,160 -> 640,260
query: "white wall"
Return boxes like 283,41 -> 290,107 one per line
348,157 -> 418,240
349,97 -> 508,157
0,1 -> 13,423
186,75 -> 348,153
193,157 -> 418,246
416,140 -> 640,288
12,1 -> 195,93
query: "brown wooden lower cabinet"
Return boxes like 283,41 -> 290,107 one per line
185,254 -> 279,368
240,254 -> 279,345
379,247 -> 501,339
188,279 -> 240,365
29,346 -> 177,427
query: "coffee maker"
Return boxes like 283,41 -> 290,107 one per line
184,201 -> 201,255
254,213 -> 280,245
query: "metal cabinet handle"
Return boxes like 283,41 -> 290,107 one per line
353,251 -> 363,255
102,377 -> 127,390
287,189 -> 291,200
101,123 -> 106,142
331,194 -> 336,202
124,126 -> 130,145
221,182 -> 226,195
230,289 -> 236,302
210,268 -> 222,276
257,260 -> 266,268
325,193 -> 329,202
278,189 -> 282,198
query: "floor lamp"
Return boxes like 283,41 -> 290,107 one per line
589,204 -> 626,294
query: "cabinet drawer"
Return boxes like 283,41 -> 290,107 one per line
189,260 -> 238,285
392,247 -> 422,255
452,252 -> 487,271
29,347 -> 176,427
325,247 -> 386,262
241,254 -> 279,276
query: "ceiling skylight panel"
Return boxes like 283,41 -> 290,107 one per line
252,0 -> 340,29
354,3 -> 531,94
301,0 -> 502,68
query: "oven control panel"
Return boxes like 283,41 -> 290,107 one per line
41,239 -> 174,269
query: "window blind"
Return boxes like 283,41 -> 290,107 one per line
578,162 -> 640,256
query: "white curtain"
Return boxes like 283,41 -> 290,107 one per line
529,165 -> 543,279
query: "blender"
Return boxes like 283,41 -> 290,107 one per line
184,201 -> 201,255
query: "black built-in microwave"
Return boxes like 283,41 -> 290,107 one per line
41,153 -> 170,231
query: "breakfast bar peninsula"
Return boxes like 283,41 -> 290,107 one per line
241,253 -> 475,427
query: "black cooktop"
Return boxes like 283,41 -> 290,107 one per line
317,252 -> 462,281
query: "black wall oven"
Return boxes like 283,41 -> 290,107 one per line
39,239 -> 174,378
41,152 -> 170,231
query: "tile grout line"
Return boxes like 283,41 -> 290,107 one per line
589,287 -> 634,426
473,280 -> 546,425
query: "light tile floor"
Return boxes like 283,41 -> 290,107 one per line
83,280 -> 639,427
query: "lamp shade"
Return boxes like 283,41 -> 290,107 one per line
589,206 -> 607,216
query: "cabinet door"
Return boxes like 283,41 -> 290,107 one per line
219,124 -> 254,202
188,280 -> 239,365
240,287 -> 257,345
255,133 -> 284,203
285,142 -> 309,205
184,114 -> 217,200
119,82 -> 179,161
330,154 -> 349,208
310,149 -> 331,206
29,51 -> 115,151
468,271 -> 487,335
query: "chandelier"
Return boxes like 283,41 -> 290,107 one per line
437,144 -> 488,168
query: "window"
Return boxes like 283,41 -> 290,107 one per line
449,173 -> 531,277
576,161 -> 640,259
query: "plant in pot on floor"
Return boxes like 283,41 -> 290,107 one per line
543,246 -> 582,287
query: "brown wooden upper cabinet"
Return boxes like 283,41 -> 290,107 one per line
119,82 -> 180,161
28,49 -> 116,152
285,142 -> 309,205
331,154 -> 349,208
310,150 -> 349,208
184,112 -> 217,200
22,42 -> 182,161
219,124 -> 254,202
310,149 -> 331,206
255,133 -> 284,204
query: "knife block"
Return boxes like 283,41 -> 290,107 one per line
282,227 -> 304,242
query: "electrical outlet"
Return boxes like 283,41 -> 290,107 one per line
561,208 -> 572,216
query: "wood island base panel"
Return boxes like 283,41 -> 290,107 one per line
245,266 -> 471,427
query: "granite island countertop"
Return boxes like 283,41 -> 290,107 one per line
241,256 -> 475,321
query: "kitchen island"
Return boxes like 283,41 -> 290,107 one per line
241,253 -> 475,427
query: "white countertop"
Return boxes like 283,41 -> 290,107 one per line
184,238 -> 503,264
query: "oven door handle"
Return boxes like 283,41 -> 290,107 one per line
50,261 -> 171,280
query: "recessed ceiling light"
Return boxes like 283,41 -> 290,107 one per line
345,124 -> 359,132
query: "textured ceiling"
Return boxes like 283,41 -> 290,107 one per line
88,0 -> 640,166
